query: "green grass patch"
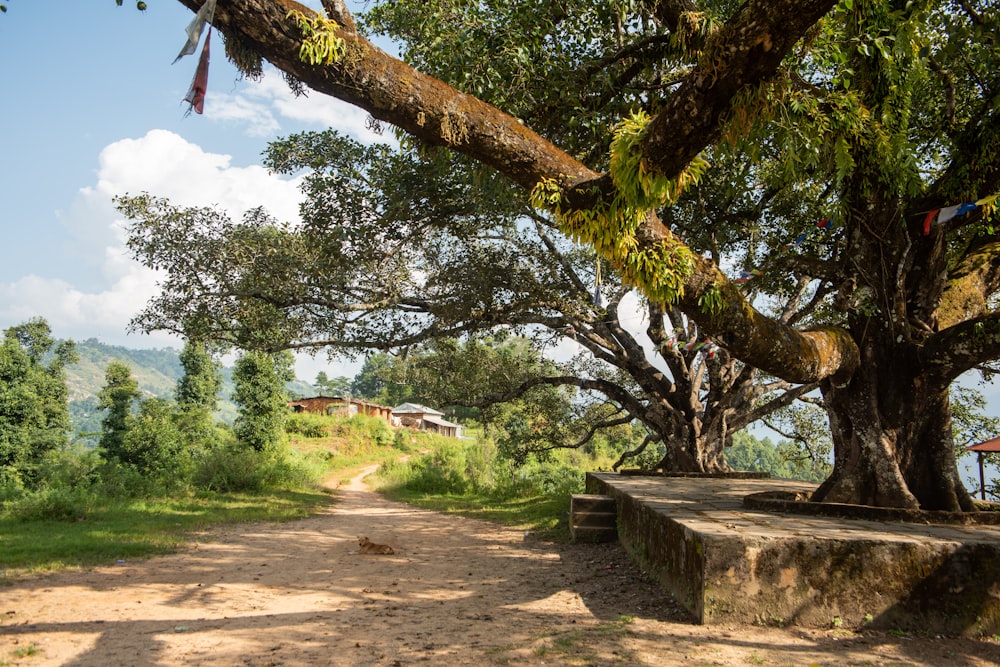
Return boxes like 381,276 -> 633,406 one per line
369,437 -> 594,541
0,488 -> 331,576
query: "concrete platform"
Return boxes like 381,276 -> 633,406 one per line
585,472 -> 1000,636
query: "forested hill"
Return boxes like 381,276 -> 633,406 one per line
65,339 -> 313,439
67,339 -> 184,404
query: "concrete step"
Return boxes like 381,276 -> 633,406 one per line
571,494 -> 617,513
570,494 -> 617,543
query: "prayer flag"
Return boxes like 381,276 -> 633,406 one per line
183,28 -> 212,115
922,208 -> 939,236
174,0 -> 217,63
937,204 -> 962,224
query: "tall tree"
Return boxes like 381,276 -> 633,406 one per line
232,350 -> 294,452
350,352 -> 414,406
176,339 -> 222,414
119,0 -> 1000,509
175,339 -> 222,441
314,371 -> 352,396
98,360 -> 141,462
0,317 -> 77,482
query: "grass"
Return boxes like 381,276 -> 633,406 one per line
377,487 -> 569,540
0,488 -> 332,577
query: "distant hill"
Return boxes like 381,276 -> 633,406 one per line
65,339 -> 314,442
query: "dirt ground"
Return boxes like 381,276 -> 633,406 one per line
2,467 -> 1000,667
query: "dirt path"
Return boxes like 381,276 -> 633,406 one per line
2,468 -> 999,666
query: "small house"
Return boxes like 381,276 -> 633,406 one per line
392,402 -> 463,438
287,396 -> 393,423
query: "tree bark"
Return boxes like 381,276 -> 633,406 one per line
817,366 -> 974,511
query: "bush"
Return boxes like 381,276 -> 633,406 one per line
377,436 -> 588,503
94,460 -> 165,499
193,443 -> 321,493
194,444 -> 269,492
0,466 -> 27,504
285,412 -> 332,438
8,486 -> 92,522
35,447 -> 101,491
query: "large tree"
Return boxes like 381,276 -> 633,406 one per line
123,0 -> 998,510
122,135 -> 817,473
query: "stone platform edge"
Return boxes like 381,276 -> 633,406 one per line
586,472 -> 1000,636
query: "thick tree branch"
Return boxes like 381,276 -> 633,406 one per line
728,381 -> 819,432
174,0 -> 852,384
640,0 -> 838,180
935,237 -> 1000,329
921,312 -> 1000,381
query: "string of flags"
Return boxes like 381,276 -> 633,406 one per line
734,269 -> 763,284
731,194 -> 998,285
173,0 -> 217,115
663,331 -> 719,359
920,194 -> 998,236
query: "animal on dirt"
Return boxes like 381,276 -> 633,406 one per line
357,536 -> 394,555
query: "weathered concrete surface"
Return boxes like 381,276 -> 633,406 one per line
586,472 -> 1000,636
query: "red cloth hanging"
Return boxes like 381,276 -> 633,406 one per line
183,28 -> 212,115
922,208 -> 940,236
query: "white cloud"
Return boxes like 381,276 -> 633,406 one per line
207,93 -> 282,138
212,67 -> 388,144
0,269 -> 173,348
2,130 -> 304,350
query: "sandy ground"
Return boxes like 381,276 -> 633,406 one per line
2,467 -> 1000,666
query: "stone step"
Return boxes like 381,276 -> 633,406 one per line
571,494 -> 617,513
570,494 -> 617,543
571,511 -> 618,528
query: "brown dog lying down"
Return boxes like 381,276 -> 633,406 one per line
357,536 -> 395,554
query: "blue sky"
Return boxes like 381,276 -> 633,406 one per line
0,1 -> 380,381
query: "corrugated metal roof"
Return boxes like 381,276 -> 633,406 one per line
392,402 -> 444,416
422,415 -> 460,429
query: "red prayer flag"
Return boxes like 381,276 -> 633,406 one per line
183,28 -> 211,115
922,208 -> 939,236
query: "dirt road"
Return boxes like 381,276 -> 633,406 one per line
2,468 -> 999,666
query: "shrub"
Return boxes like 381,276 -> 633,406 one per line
94,459 -> 164,499
0,466 -> 27,504
193,443 -> 321,493
285,412 -> 331,438
34,447 -> 101,492
8,486 -> 91,522
193,444 -> 269,493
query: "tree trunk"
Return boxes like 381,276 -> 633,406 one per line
814,337 -> 974,511
652,420 -> 732,473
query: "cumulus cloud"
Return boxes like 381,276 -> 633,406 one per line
0,270 -> 172,348
2,130 -> 304,350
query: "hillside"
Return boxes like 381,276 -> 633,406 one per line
65,339 -> 314,440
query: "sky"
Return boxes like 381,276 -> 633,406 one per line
0,0 -> 386,382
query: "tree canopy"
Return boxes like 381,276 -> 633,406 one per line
114,0 -> 1000,510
